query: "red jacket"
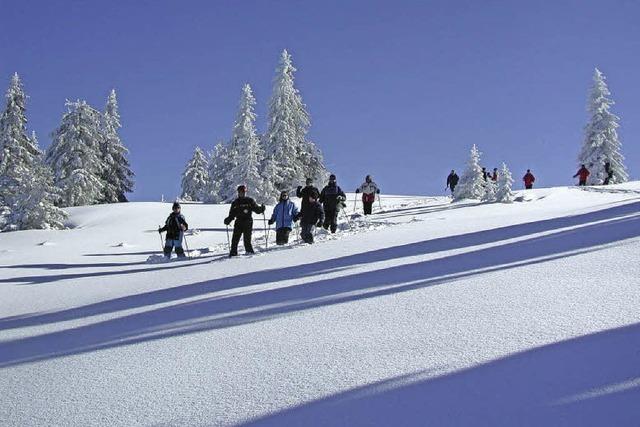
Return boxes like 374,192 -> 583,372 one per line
575,167 -> 590,181
523,173 -> 535,186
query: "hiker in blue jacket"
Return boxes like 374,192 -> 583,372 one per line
268,191 -> 300,245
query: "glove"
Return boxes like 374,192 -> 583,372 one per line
297,185 -> 302,191
316,221 -> 323,227
261,204 -> 266,213
224,217 -> 231,225
268,219 -> 275,225
355,189 -> 360,193
158,228 -> 163,234
376,189 -> 380,194
341,202 -> 347,209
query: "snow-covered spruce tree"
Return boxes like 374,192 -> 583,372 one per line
226,84 -> 273,203
495,163 -> 514,203
263,49 -> 327,192
0,73 -> 41,214
7,134 -> 67,231
481,178 -> 497,202
100,89 -> 134,202
205,142 -> 229,203
454,144 -> 485,201
46,100 -> 105,207
181,146 -> 209,201
579,68 -> 628,185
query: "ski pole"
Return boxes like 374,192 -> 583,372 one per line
182,233 -> 192,260
158,226 -> 164,252
225,224 -> 231,253
262,212 -> 269,251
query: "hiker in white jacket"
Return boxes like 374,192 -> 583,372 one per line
355,175 -> 380,215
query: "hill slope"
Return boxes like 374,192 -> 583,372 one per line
1,185 -> 639,426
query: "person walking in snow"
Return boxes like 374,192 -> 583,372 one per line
574,164 -> 590,186
523,169 -> 536,189
491,168 -> 498,182
355,175 -> 380,215
223,185 -> 266,256
158,202 -> 189,259
296,193 -> 324,244
319,174 -> 346,234
603,162 -> 613,185
296,178 -> 320,214
482,167 -> 489,181
446,170 -> 459,194
268,191 -> 299,245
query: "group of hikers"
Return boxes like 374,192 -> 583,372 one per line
158,174 -> 380,258
445,161 -> 616,193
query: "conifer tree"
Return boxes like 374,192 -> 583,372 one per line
263,49 -> 327,192
495,163 -> 514,203
205,142 -> 228,203
579,68 -> 628,184
454,145 -> 485,201
482,178 -> 497,202
226,84 -> 272,203
46,100 -> 105,207
181,146 -> 209,201
100,89 -> 134,202
0,73 -> 40,210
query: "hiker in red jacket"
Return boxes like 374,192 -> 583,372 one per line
574,164 -> 590,186
523,169 -> 535,189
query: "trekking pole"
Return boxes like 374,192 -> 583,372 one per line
225,224 -> 231,253
182,233 -> 192,260
262,212 -> 269,251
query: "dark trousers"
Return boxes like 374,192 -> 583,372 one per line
449,185 -> 456,194
525,184 -> 533,190
163,237 -> 185,258
323,208 -> 338,233
231,220 -> 253,255
275,227 -> 291,245
301,223 -> 315,243
579,180 -> 587,186
363,201 -> 373,215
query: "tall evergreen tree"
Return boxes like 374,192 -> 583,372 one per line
454,145 -> 485,201
46,100 -> 105,207
100,89 -> 134,202
495,163 -> 514,203
205,142 -> 228,203
579,68 -> 628,184
226,84 -> 272,203
181,146 -> 209,201
263,49 -> 327,192
0,73 -> 40,210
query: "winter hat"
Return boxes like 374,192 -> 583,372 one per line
365,175 -> 372,182
237,185 -> 247,193
329,174 -> 336,182
172,202 -> 181,210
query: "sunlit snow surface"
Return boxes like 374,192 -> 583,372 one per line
1,185 -> 639,426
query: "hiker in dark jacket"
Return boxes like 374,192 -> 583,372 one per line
158,202 -> 189,259
319,174 -> 346,233
268,191 -> 299,245
223,185 -> 265,256
574,164 -> 590,186
296,193 -> 324,244
523,170 -> 536,189
296,178 -> 320,214
603,162 -> 613,185
446,170 -> 459,194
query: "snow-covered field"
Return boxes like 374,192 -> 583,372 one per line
1,185 -> 639,426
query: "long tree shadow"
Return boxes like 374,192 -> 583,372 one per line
1,201 -> 639,329
0,211 -> 638,368
241,322 -> 640,426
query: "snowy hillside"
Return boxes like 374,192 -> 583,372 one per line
1,185 -> 639,426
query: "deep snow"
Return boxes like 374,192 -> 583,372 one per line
1,185 -> 639,426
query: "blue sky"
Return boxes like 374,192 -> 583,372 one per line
1,0 -> 638,200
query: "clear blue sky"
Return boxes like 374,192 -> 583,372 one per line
1,0 -> 638,200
